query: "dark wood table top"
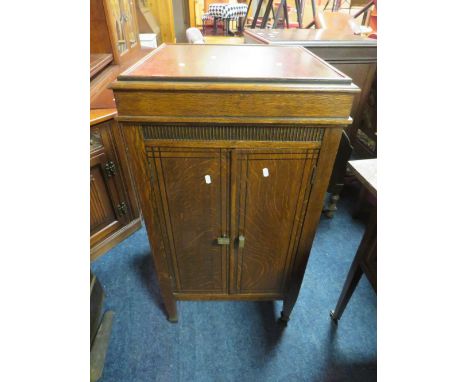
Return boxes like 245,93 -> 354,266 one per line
118,43 -> 352,84
349,159 -> 377,197
244,28 -> 377,47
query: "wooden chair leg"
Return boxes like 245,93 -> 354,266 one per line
295,0 -> 303,28
251,0 -> 264,28
283,1 -> 289,28
273,0 -> 285,28
243,0 -> 253,29
261,0 -> 274,28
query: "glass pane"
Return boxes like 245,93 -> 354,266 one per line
124,0 -> 139,48
108,0 -> 128,54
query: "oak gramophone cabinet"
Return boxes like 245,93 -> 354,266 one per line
111,44 -> 358,322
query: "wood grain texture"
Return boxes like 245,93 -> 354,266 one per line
91,53 -> 114,78
114,91 -> 355,119
121,124 -> 178,321
90,0 -> 113,56
235,150 -> 318,294
90,120 -> 142,261
148,148 -> 228,293
282,127 -> 342,318
90,151 -> 126,247
90,109 -> 117,126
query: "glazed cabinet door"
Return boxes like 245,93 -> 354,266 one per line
103,0 -> 140,63
231,149 -> 319,295
146,147 -> 228,294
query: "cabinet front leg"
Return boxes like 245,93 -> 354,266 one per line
280,280 -> 302,324
165,295 -> 178,323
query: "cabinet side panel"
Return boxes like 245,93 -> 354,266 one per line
120,124 -> 178,320
283,127 -> 343,313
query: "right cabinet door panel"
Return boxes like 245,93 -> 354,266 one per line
234,149 -> 319,294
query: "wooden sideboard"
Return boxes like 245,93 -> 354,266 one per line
243,28 -> 377,148
90,110 -> 141,260
91,0 -> 152,260
111,44 -> 358,322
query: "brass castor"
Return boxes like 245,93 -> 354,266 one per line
329,310 -> 338,324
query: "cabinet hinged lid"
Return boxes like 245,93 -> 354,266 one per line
117,43 -> 352,85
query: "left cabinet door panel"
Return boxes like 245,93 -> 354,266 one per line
146,147 -> 228,294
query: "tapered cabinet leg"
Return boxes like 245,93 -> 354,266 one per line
165,297 -> 178,323
280,283 -> 302,324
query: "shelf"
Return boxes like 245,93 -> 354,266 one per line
90,53 -> 113,78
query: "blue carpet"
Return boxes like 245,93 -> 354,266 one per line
91,187 -> 377,382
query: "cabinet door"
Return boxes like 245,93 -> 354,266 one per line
233,149 -> 319,294
147,148 -> 228,294
90,151 -> 128,246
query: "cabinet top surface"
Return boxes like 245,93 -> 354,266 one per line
244,29 -> 377,47
117,43 -> 351,84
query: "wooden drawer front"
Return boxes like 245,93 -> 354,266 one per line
234,150 -> 319,294
146,148 -> 228,293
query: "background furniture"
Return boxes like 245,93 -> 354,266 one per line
325,131 -> 353,218
249,0 -> 291,29
244,28 -> 377,217
208,3 -> 248,35
91,0 -> 151,259
330,158 -> 376,322
90,110 -> 141,260
111,43 -> 358,323
90,272 -> 114,382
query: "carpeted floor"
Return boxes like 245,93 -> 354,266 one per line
91,186 -> 377,382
